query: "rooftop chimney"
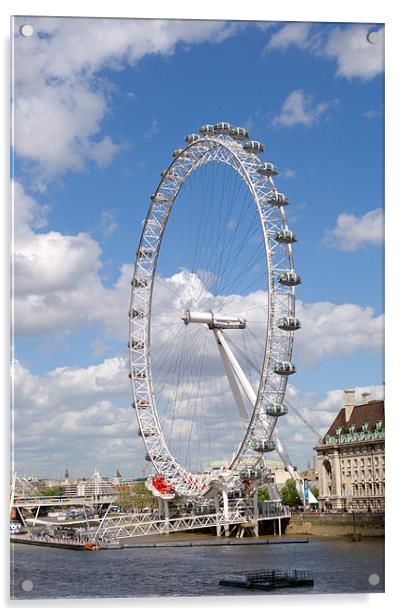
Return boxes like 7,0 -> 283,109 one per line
344,388 -> 355,422
361,391 -> 370,404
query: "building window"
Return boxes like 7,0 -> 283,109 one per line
336,426 -> 342,436
361,422 -> 369,432
349,424 -> 355,434
376,420 -> 383,431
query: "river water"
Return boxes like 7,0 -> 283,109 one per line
10,535 -> 384,599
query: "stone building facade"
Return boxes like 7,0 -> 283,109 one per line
314,389 -> 384,511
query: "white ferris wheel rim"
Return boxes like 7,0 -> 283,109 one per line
129,127 -> 298,498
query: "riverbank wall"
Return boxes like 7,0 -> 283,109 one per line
284,512 -> 384,537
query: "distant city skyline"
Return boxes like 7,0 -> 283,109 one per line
12,17 -> 384,478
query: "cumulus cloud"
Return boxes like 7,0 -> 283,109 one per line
294,301 -> 383,369
13,181 -> 132,339
265,23 -> 384,81
12,356 -> 139,477
13,17 -> 239,181
264,22 -> 312,53
324,25 -> 384,80
272,90 -> 329,127
323,208 -> 384,251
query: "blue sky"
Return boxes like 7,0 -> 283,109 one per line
11,17 -> 384,478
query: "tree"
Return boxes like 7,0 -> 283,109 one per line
116,482 -> 157,512
310,486 -> 319,499
280,478 -> 302,507
258,485 -> 270,500
38,487 -> 64,496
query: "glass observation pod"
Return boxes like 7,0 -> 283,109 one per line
230,126 -> 249,140
185,133 -> 200,143
150,192 -> 170,203
160,168 -> 175,179
172,148 -> 193,159
130,370 -> 146,379
277,316 -> 301,331
138,247 -> 154,258
252,439 -> 276,453
277,271 -> 301,286
128,308 -> 145,319
275,229 -> 297,244
138,428 -> 154,437
199,124 -> 215,135
128,339 -> 144,349
243,140 -> 265,154
266,191 -> 289,207
240,468 -> 262,481
263,402 -> 289,417
145,453 -> 152,462
274,361 -> 296,375
214,121 -> 232,134
135,399 -> 149,410
257,162 -> 279,177
132,278 -> 148,288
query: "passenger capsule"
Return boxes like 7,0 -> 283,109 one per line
185,133 -> 200,143
266,191 -> 289,207
129,308 -> 145,319
150,192 -> 170,203
138,247 -> 154,259
277,271 -> 301,286
160,169 -> 175,179
145,452 -> 152,462
199,124 -> 215,136
130,370 -> 146,379
133,278 -> 148,288
214,122 -> 232,134
274,361 -> 296,376
240,468 -> 262,481
135,399 -> 149,410
128,339 -> 144,349
257,162 -> 279,177
230,126 -> 249,140
263,402 -> 289,417
275,229 -> 297,244
251,439 -> 276,453
138,428 -> 154,437
243,140 -> 265,155
277,317 -> 301,331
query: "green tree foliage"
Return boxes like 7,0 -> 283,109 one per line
38,487 -> 64,496
116,482 -> 157,512
310,485 -> 319,498
280,478 -> 302,507
258,484 -> 270,500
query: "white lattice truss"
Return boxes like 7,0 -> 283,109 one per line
96,505 -> 290,540
129,133 -> 297,498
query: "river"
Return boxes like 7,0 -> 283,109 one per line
10,535 -> 384,599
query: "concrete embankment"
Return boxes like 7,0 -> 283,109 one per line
285,513 -> 384,537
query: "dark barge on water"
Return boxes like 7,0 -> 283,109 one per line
219,569 -> 314,591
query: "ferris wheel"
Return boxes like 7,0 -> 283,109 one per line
128,122 -> 302,500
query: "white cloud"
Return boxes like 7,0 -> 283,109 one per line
13,17 -> 239,181
323,208 -> 384,251
13,181 -> 131,339
294,301 -> 383,368
145,118 -> 160,139
324,25 -> 384,80
364,108 -> 383,119
317,384 -> 384,415
272,90 -> 329,127
264,23 -> 311,53
282,168 -> 297,178
264,23 -> 384,81
98,210 -> 119,238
